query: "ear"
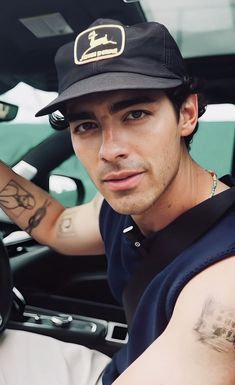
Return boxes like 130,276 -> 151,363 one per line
179,94 -> 198,138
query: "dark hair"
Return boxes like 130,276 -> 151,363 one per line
166,77 -> 207,149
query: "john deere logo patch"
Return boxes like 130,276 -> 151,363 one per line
74,24 -> 125,65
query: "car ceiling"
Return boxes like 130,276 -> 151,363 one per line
0,0 -> 145,94
1,0 -> 235,105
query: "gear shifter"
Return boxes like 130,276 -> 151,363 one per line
12,286 -> 26,320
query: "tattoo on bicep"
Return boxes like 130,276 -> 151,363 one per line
24,199 -> 51,234
57,215 -> 76,237
194,298 -> 235,353
0,180 -> 35,217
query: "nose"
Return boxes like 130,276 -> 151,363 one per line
99,128 -> 128,162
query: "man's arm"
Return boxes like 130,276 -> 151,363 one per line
113,256 -> 235,385
0,161 -> 104,255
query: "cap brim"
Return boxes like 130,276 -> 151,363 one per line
35,72 -> 183,117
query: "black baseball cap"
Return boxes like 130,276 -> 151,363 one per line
36,18 -> 188,117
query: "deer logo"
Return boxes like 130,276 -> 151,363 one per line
74,24 -> 125,65
84,30 -> 116,54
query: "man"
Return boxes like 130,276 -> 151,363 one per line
0,18 -> 235,385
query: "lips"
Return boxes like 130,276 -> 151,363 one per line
102,170 -> 145,191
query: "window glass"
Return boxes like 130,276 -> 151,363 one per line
0,82 -> 55,166
0,123 -> 53,166
190,121 -> 235,177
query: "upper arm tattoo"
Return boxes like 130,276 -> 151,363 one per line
0,180 -> 35,217
57,212 -> 77,238
194,298 -> 235,353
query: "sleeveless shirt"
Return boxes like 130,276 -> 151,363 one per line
100,177 -> 235,384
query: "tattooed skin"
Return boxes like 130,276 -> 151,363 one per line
0,180 -> 35,217
57,214 -> 76,237
194,298 -> 235,353
25,199 -> 51,234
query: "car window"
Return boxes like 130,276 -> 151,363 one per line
140,0 -> 235,57
0,83 -> 54,165
191,104 -> 235,177
190,120 -> 235,178
0,123 -> 53,166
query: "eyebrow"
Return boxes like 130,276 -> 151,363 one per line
66,111 -> 96,123
110,95 -> 159,114
66,95 -> 159,122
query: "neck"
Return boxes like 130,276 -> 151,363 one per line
132,156 -> 222,236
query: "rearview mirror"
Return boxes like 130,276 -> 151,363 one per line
0,101 -> 18,122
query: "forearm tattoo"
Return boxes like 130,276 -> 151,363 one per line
0,180 -> 35,217
57,214 -> 76,237
25,199 -> 51,234
194,298 -> 235,353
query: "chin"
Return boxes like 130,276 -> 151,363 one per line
106,194 -> 154,216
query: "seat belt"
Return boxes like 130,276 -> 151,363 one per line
123,185 -> 235,327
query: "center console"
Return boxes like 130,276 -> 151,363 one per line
8,288 -> 128,356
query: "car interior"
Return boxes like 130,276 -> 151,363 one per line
0,0 -> 235,359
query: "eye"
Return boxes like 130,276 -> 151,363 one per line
72,121 -> 98,134
126,110 -> 147,120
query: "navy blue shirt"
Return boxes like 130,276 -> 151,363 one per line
100,182 -> 235,384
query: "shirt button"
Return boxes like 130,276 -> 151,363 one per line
134,241 -> 141,247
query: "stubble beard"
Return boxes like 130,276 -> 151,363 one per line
101,185 -> 162,216
103,167 -> 179,218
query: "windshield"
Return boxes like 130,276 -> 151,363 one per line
140,0 -> 235,57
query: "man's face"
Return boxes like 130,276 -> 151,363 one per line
66,89 -> 187,216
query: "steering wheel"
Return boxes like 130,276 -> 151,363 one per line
0,233 -> 13,333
